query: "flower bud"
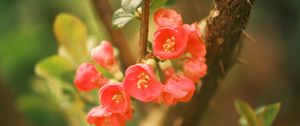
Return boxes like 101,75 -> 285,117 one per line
145,58 -> 157,69
154,8 -> 183,28
91,41 -> 116,70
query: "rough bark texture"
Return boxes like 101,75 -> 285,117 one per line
92,0 -> 135,68
163,0 -> 255,125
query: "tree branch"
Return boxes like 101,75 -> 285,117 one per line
163,0 -> 255,125
91,0 -> 135,68
138,0 -> 150,61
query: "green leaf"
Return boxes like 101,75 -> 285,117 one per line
35,55 -> 74,84
150,0 -> 177,10
165,0 -> 177,6
150,0 -> 167,11
235,99 -> 257,126
121,0 -> 142,12
256,103 -> 281,126
53,13 -> 88,65
35,55 -> 78,108
112,8 -> 135,28
94,65 -> 114,78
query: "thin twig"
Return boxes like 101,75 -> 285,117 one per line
138,0 -> 150,62
91,0 -> 135,68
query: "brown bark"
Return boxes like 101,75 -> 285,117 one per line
163,0 -> 255,125
138,0 -> 150,61
91,0 -> 135,68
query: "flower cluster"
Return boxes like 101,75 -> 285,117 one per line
74,8 -> 207,126
75,41 -> 133,126
153,8 -> 207,84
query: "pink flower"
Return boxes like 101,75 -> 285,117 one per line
184,23 -> 206,58
91,41 -> 116,70
153,27 -> 188,60
87,106 -> 126,126
154,8 -> 183,28
162,74 -> 195,105
124,64 -> 162,102
99,82 -> 131,114
74,62 -> 108,91
183,58 -> 207,83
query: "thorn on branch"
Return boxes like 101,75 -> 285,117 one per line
246,0 -> 253,8
237,58 -> 250,65
242,30 -> 257,44
219,60 -> 225,75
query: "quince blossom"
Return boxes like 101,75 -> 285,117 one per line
153,27 -> 188,60
184,23 -> 206,58
87,106 -> 126,126
99,82 -> 131,114
124,64 -> 162,102
183,58 -> 207,83
74,62 -> 108,91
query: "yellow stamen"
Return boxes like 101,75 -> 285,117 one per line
137,72 -> 150,89
162,36 -> 176,52
112,93 -> 123,104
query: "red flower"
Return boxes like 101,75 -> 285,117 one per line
162,74 -> 195,105
91,41 -> 116,70
122,105 -> 133,120
184,23 -> 206,58
124,64 -> 162,102
153,27 -> 188,60
74,62 -> 108,91
99,82 -> 131,114
183,58 -> 207,83
154,8 -> 183,28
87,106 -> 126,126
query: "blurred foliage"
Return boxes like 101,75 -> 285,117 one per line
1,0 -> 300,125
0,0 -> 104,125
34,13 -> 97,126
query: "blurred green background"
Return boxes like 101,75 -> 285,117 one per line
0,0 -> 300,126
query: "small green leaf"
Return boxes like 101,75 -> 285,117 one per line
121,0 -> 142,12
94,65 -> 114,78
112,8 -> 135,28
53,13 -> 88,65
147,41 -> 153,51
35,55 -> 74,84
235,99 -> 257,126
150,0 -> 167,11
256,103 -> 281,126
